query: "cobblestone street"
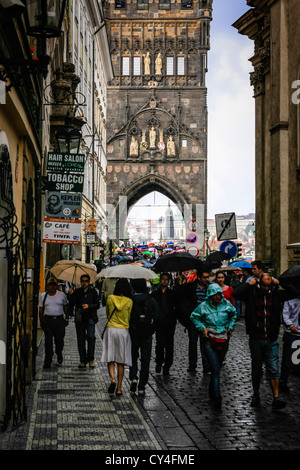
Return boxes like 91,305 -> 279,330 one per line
1,306 -> 300,453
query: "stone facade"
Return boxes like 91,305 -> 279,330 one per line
233,0 -> 300,275
104,0 -> 213,238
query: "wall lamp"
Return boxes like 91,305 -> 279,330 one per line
0,0 -> 66,80
55,112 -> 82,154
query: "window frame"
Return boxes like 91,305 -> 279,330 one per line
122,56 -> 130,76
159,0 -> 171,10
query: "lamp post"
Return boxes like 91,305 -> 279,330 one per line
0,0 -> 67,79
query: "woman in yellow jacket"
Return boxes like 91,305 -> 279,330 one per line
101,278 -> 133,396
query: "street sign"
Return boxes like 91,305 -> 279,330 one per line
187,220 -> 199,232
45,192 -> 82,218
187,246 -> 200,257
215,212 -> 237,241
47,152 -> 85,173
43,218 -> 81,245
220,240 -> 237,258
46,172 -> 84,192
187,233 -> 198,244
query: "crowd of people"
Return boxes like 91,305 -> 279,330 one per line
39,257 -> 300,411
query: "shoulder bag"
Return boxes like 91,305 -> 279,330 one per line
101,306 -> 116,340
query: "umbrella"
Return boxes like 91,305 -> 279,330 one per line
153,251 -> 204,273
230,260 -> 252,269
50,260 -> 98,284
278,265 -> 300,288
139,251 -> 153,256
96,263 -> 159,280
206,251 -> 232,263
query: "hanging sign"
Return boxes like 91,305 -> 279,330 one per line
45,172 -> 84,192
45,192 -> 82,218
43,218 -> 81,245
46,152 -> 85,173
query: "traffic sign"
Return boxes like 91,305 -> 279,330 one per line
187,233 -> 198,244
187,220 -> 199,232
215,212 -> 237,241
220,240 -> 237,258
187,246 -> 200,257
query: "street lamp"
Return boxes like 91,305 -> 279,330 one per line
0,0 -> 66,79
55,112 -> 82,154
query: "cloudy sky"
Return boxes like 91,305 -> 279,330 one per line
128,0 -> 254,224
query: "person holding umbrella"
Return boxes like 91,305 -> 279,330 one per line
69,274 -> 100,369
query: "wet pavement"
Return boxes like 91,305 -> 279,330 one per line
1,305 -> 300,453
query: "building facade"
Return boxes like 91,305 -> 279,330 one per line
234,0 -> 300,274
104,0 -> 213,248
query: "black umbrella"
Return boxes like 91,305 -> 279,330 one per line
278,265 -> 300,288
153,251 -> 204,273
204,251 -> 233,270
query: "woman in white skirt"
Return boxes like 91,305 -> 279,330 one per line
101,279 -> 133,396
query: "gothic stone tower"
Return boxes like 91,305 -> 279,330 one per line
104,0 -> 213,241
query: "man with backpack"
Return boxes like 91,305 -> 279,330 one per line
129,278 -> 160,396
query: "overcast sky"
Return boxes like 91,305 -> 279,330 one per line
128,0 -> 254,223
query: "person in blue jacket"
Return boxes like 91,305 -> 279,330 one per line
190,283 -> 237,409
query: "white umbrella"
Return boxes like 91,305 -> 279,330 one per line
96,263 -> 158,280
50,260 -> 98,284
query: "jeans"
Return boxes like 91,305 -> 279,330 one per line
202,337 -> 228,399
155,321 -> 176,370
249,337 -> 280,381
129,334 -> 152,390
42,316 -> 65,366
187,322 -> 210,370
75,319 -> 96,363
280,331 -> 300,385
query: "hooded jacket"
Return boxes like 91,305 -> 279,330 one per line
106,294 -> 133,330
190,284 -> 237,334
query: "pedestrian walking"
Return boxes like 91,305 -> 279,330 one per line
215,271 -> 235,306
279,296 -> 300,392
152,272 -> 177,375
175,270 -> 211,373
101,279 -> 133,396
129,278 -> 160,396
233,273 -> 299,410
190,283 -> 237,409
39,278 -> 69,369
69,274 -> 100,369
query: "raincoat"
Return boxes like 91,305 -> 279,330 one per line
190,284 -> 237,334
106,294 -> 133,330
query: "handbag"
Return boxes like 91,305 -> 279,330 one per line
101,307 -> 116,340
208,335 -> 228,351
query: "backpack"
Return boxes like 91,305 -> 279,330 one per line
130,296 -> 157,338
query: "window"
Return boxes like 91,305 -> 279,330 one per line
137,0 -> 149,10
177,57 -> 185,75
181,0 -> 193,9
182,140 -> 187,148
159,0 -> 170,10
115,0 -> 126,8
133,57 -> 141,75
122,57 -> 130,75
166,57 -> 174,75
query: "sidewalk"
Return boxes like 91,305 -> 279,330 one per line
0,307 -> 165,451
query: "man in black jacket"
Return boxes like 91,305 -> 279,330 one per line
69,274 -> 100,368
233,273 -> 299,410
152,272 -> 177,376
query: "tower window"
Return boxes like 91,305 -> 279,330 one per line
115,1 -> 126,9
159,0 -> 171,10
177,57 -> 185,75
166,57 -> 174,75
133,57 -> 141,75
122,57 -> 130,75
137,0 -> 149,10
181,0 -> 193,9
